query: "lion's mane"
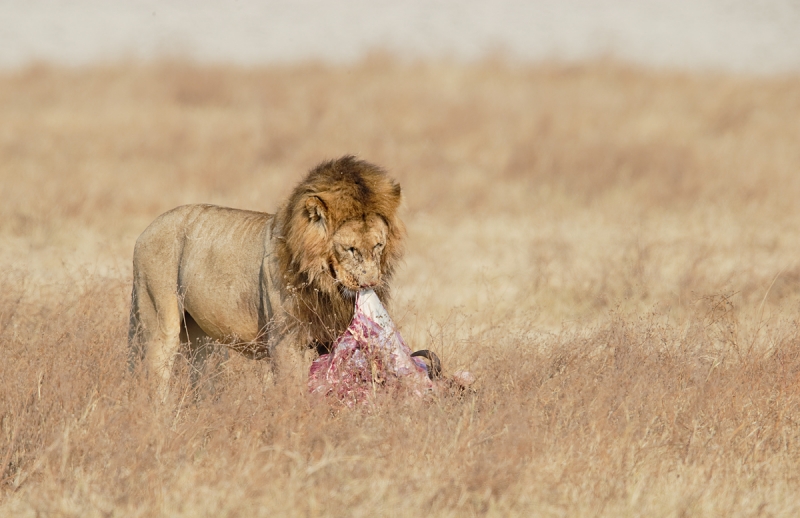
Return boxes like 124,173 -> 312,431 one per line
271,156 -> 405,345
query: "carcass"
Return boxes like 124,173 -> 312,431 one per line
308,289 -> 473,406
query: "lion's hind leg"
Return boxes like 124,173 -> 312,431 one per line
128,267 -> 183,402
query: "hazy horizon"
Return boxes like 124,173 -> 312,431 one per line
2,0 -> 799,73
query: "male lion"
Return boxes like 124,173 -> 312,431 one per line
128,156 -> 405,395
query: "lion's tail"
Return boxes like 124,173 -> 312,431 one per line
127,281 -> 146,372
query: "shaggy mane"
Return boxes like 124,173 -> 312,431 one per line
272,156 -> 405,344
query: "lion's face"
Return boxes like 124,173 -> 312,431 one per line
329,215 -> 389,291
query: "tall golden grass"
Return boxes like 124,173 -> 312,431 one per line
2,58 -> 800,516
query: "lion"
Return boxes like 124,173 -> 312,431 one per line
128,156 -> 405,396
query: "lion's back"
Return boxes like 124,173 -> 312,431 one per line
133,204 -> 271,268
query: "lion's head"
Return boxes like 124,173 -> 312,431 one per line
274,156 -> 405,304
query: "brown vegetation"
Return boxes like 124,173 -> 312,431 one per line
2,58 -> 800,516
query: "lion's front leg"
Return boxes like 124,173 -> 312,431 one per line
267,326 -> 310,386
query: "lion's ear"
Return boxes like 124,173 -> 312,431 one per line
305,196 -> 327,224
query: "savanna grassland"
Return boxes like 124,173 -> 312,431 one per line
2,58 -> 800,516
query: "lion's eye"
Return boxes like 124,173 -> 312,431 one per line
373,243 -> 384,251
347,247 -> 357,255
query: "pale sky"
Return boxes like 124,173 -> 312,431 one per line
1,0 -> 799,73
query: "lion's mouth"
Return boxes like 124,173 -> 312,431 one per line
329,262 -> 375,292
329,263 -> 358,290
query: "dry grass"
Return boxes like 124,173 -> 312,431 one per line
2,57 -> 800,516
